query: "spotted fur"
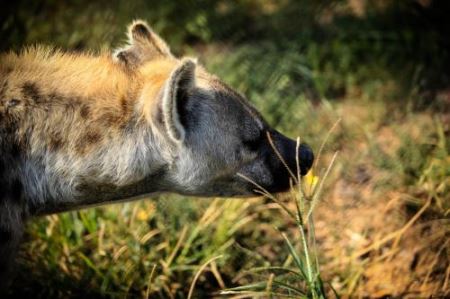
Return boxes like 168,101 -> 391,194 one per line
0,20 -> 314,289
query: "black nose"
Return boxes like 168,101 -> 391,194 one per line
298,143 -> 314,175
270,130 -> 314,177
262,131 -> 315,194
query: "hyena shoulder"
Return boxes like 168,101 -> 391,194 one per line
1,48 -> 133,157
0,46 -> 133,108
0,44 -> 194,127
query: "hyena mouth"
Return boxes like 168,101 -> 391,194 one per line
264,131 -> 314,194
238,138 -> 314,196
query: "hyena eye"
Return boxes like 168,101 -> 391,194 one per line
243,132 -> 263,152
243,139 -> 261,152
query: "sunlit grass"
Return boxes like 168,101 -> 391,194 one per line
17,198 -> 255,298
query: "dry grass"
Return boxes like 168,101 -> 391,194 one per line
309,101 -> 449,298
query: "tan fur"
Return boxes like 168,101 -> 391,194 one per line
138,58 -> 178,121
1,46 -> 133,101
0,47 -> 185,156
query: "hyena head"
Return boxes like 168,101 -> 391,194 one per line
117,21 -> 314,197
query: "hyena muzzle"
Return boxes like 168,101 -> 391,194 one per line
0,20 -> 313,289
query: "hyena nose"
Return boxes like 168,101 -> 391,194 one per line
262,132 -> 314,193
272,130 -> 314,177
298,143 -> 314,175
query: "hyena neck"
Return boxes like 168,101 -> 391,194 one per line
24,126 -> 171,216
0,48 -> 173,215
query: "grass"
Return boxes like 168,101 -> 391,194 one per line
221,128 -> 339,298
16,198 -> 255,298
3,1 -> 450,298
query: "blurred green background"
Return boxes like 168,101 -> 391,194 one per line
2,0 -> 449,298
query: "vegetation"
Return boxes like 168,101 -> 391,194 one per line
3,0 -> 449,298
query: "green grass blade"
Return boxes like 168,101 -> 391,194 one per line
247,266 -> 306,280
280,232 -> 308,280
271,279 -> 307,295
222,281 -> 269,292
298,223 -> 313,284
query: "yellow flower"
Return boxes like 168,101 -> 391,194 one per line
137,210 -> 149,221
304,171 -> 319,195
136,203 -> 156,221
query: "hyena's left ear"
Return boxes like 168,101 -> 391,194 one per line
161,58 -> 197,144
114,20 -> 173,68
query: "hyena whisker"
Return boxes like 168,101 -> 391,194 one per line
253,189 -> 297,221
236,172 -> 269,196
237,172 -> 297,220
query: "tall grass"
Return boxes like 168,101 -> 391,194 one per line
15,198 -> 256,298
221,122 -> 340,298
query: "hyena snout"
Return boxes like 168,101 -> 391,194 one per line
264,130 -> 314,193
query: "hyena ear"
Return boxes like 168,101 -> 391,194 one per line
162,58 -> 197,144
114,20 -> 173,68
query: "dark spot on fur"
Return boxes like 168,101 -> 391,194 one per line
85,131 -> 101,145
120,97 -> 129,113
76,131 -> 102,154
0,80 -> 8,99
49,131 -> 63,151
22,82 -> 42,103
80,104 -> 91,119
0,229 -> 12,244
100,111 -> 121,127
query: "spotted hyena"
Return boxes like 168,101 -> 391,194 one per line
0,20 -> 313,288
